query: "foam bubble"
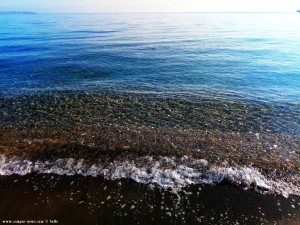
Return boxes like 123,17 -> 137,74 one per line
0,154 -> 299,198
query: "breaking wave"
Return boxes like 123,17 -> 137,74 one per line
0,154 -> 299,198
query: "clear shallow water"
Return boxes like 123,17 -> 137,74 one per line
0,13 -> 300,198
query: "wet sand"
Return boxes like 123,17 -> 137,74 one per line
0,174 -> 299,225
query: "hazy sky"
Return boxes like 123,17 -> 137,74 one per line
1,0 -> 299,13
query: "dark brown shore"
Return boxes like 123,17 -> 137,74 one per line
0,174 -> 299,225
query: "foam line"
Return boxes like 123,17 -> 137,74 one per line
0,155 -> 299,198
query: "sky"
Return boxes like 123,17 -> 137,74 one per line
1,0 -> 299,13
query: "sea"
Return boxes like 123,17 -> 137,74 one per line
0,13 -> 299,224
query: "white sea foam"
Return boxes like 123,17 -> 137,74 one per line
0,154 -> 299,198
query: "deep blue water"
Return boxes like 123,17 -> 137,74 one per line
1,13 -> 300,103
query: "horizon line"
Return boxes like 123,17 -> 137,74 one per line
1,11 -> 297,14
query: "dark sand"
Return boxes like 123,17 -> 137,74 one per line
0,174 -> 299,225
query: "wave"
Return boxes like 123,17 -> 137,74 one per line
0,154 -> 299,198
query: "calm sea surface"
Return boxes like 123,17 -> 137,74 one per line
1,13 -> 300,101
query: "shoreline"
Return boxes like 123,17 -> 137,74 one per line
0,174 -> 299,225
1,153 -> 299,198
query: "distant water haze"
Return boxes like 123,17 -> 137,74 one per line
1,0 -> 300,13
